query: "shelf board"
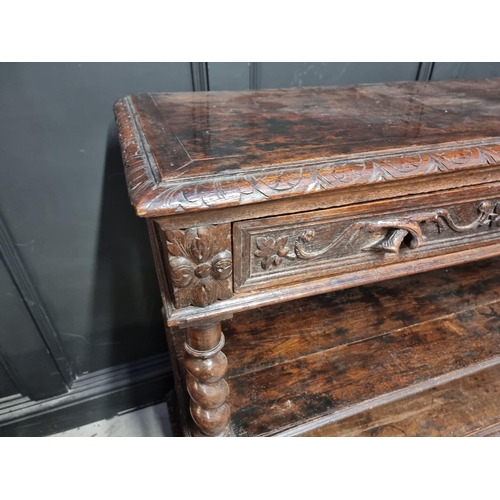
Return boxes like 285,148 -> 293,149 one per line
297,361 -> 500,437
169,257 -> 500,437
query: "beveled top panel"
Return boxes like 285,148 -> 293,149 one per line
114,79 -> 500,217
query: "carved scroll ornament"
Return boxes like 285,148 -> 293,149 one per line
255,201 -> 500,269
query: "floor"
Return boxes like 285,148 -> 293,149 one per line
51,403 -> 173,437
49,402 -> 500,437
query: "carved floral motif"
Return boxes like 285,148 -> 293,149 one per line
165,225 -> 232,308
254,237 -> 290,270
489,206 -> 500,227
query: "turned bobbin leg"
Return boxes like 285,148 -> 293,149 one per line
151,222 -> 234,436
184,320 -> 231,437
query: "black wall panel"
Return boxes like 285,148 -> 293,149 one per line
0,63 -> 192,377
208,62 -> 250,90
206,62 -> 423,91
0,359 -> 17,400
432,62 -> 500,81
0,256 -> 67,399
258,62 -> 421,88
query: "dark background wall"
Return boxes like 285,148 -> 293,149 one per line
1,62 -> 499,435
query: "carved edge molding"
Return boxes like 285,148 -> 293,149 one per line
115,96 -> 500,217
162,224 -> 233,308
254,200 -> 500,269
114,96 -> 160,215
147,143 -> 500,215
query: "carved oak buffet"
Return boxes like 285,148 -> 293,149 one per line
115,80 -> 500,437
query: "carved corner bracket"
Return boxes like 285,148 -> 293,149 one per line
162,224 -> 233,308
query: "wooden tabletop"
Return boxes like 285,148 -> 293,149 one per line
114,79 -> 500,217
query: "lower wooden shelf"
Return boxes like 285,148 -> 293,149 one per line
168,256 -> 500,437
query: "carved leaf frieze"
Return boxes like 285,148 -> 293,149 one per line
145,143 -> 500,214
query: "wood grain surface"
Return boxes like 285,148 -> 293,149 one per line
298,362 -> 500,437
195,257 -> 500,436
115,80 -> 500,217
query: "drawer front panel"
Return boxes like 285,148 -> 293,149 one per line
233,183 -> 500,292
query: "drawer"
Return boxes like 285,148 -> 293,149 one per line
233,183 -> 500,292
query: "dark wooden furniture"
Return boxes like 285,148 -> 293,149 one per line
114,79 -> 500,437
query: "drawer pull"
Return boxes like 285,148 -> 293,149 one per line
366,201 -> 499,254
370,228 -> 409,254
366,221 -> 424,254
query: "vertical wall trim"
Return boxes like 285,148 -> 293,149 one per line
416,62 -> 435,81
249,63 -> 261,90
191,63 -> 210,91
0,347 -> 29,398
0,214 -> 74,386
455,62 -> 467,79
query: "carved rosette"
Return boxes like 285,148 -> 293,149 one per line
164,224 -> 232,308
